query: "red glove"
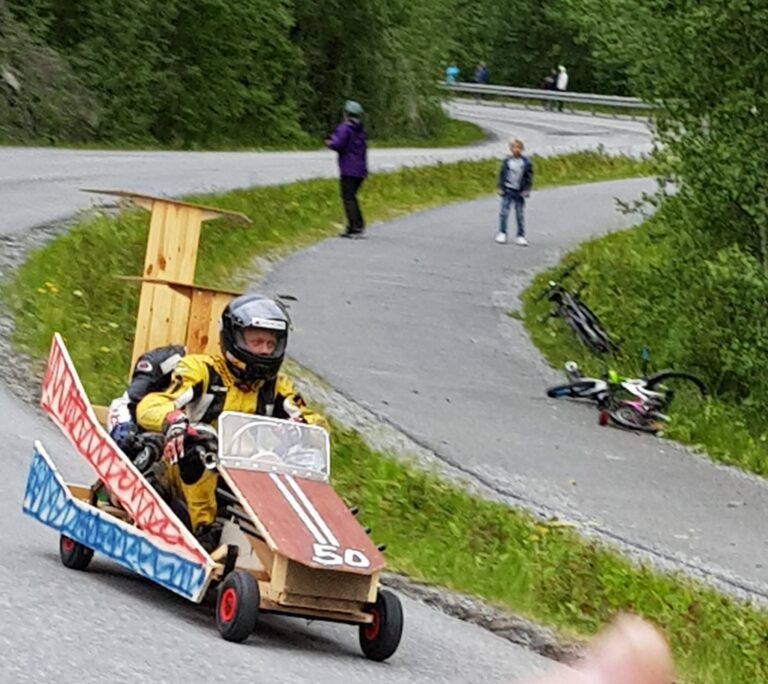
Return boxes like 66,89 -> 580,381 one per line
162,409 -> 190,464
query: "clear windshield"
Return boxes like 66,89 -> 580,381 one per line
217,412 -> 330,481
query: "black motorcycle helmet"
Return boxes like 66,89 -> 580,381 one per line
220,293 -> 291,384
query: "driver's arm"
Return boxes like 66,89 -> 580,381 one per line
274,374 -> 329,431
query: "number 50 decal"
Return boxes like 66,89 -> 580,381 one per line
312,543 -> 371,569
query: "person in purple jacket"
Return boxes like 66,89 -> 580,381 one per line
325,100 -> 368,238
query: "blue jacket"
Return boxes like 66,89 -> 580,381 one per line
497,155 -> 533,193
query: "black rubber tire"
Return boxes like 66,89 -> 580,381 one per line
645,370 -> 707,395
607,406 -> 660,433
59,535 -> 94,571
546,380 -> 602,400
216,570 -> 260,643
564,314 -> 612,355
359,589 -> 404,662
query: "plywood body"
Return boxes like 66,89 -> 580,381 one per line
221,466 -> 382,620
224,468 -> 385,575
82,190 -> 249,368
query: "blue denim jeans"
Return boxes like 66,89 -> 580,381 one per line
499,190 -> 525,237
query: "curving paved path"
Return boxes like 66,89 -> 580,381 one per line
263,178 -> 768,602
0,105 -> 652,683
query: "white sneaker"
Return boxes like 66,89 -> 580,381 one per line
516,236 -> 529,246
495,232 -> 508,244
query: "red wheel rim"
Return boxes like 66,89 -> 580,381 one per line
62,537 -> 75,553
364,608 -> 380,641
219,587 -> 237,623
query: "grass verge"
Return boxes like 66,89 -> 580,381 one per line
2,151 -> 648,405
0,118 -> 486,152
332,425 -> 768,684
520,210 -> 768,478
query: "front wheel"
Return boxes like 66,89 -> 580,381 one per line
59,535 -> 93,571
607,406 -> 662,434
546,380 -> 602,401
216,570 -> 260,643
359,589 -> 404,662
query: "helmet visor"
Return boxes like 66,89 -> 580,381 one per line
233,323 -> 287,360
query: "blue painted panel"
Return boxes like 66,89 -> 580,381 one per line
23,447 -> 210,602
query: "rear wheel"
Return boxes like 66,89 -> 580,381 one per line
216,570 -> 260,643
645,371 -> 706,411
359,589 -> 404,661
59,535 -> 93,571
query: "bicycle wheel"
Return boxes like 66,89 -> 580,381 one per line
572,301 -> 618,353
645,371 -> 707,411
607,405 -> 662,433
564,312 -> 613,355
547,380 -> 603,400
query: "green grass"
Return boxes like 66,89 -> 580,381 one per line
369,118 -> 487,148
2,151 -> 648,405
520,216 -> 768,478
0,118 -> 486,151
331,425 -> 768,684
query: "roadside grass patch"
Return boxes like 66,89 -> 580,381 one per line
520,208 -> 768,478
3,151 -> 648,404
332,425 -> 768,684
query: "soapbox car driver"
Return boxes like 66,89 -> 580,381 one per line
135,293 -> 328,551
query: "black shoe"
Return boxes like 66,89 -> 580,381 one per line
339,230 -> 365,239
195,521 -> 223,553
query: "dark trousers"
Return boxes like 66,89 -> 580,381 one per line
340,175 -> 365,234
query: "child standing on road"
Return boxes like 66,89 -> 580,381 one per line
496,138 -> 533,246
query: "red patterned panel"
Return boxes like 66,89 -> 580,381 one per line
40,334 -> 207,565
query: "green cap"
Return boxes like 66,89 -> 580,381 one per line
344,100 -> 364,116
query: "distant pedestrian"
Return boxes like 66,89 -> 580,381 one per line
325,100 -> 368,238
495,138 -> 533,246
445,62 -> 460,85
473,62 -> 489,84
542,68 -> 558,110
555,65 -> 569,111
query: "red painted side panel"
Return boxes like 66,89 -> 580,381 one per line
224,468 -> 385,574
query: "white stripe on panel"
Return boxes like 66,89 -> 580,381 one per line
269,473 -> 327,545
285,475 -> 339,547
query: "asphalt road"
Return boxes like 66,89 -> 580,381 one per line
0,101 -> 652,235
263,178 -> 768,601
0,105 -> 652,683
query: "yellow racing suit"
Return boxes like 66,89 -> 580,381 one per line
136,353 -> 327,532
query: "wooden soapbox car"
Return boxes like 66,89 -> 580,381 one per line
23,333 -> 403,661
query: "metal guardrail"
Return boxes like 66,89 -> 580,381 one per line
442,81 -> 655,110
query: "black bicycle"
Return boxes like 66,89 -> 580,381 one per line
537,265 -> 618,356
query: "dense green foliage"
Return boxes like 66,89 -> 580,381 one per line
518,2 -> 768,476
2,152 -> 646,404
443,0 -> 628,93
331,424 -> 768,684
0,0 -> 633,147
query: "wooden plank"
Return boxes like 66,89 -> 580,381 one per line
81,189 -> 252,225
67,484 -> 92,501
92,404 -> 108,426
284,559 -> 374,602
143,201 -> 168,279
166,205 -> 202,284
186,289 -> 215,354
259,595 -> 372,624
270,554 -> 290,595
